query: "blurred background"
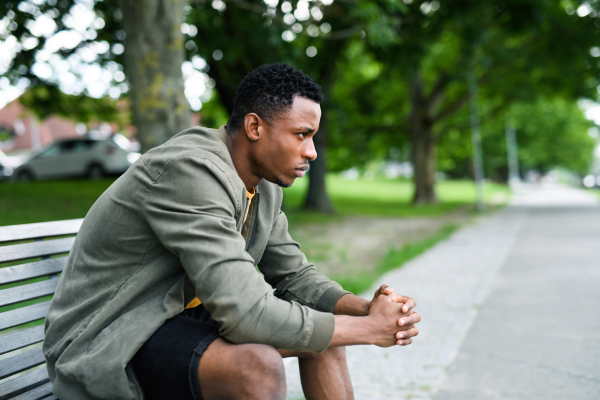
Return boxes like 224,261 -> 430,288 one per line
1,0 -> 600,293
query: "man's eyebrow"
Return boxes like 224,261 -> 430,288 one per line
296,127 -> 315,133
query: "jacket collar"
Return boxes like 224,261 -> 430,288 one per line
214,125 -> 237,175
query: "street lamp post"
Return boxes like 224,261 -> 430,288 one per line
469,73 -> 485,211
505,119 -> 521,190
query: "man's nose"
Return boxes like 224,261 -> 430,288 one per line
303,137 -> 317,161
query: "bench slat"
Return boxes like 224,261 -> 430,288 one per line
41,396 -> 58,400
0,238 -> 75,264
0,301 -> 50,331
0,219 -> 83,244
0,367 -> 49,400
11,381 -> 53,400
0,258 -> 66,286
0,347 -> 45,380
0,280 -> 59,308
0,325 -> 45,356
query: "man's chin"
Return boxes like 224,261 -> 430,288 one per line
274,176 -> 294,188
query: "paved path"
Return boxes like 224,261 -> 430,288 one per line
284,184 -> 600,399
436,185 -> 600,400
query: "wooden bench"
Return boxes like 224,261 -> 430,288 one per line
0,219 -> 83,400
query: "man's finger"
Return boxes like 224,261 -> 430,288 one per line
377,284 -> 393,296
396,327 -> 419,339
398,312 -> 421,327
393,296 -> 416,312
396,338 -> 413,346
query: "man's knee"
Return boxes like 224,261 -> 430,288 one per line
234,344 -> 287,399
298,345 -> 347,362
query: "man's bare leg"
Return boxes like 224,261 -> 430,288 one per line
198,338 -> 286,400
279,347 -> 354,400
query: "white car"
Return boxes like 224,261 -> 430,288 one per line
14,134 -> 141,181
0,150 -> 22,180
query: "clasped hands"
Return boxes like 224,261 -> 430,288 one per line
368,284 -> 421,347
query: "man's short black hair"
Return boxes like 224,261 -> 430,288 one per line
226,63 -> 323,135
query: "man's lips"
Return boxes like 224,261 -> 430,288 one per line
295,165 -> 309,178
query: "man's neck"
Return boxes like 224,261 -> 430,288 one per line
227,134 -> 262,191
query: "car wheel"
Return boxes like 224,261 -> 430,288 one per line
87,164 -> 104,180
17,170 -> 34,182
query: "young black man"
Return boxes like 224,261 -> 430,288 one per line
43,63 -> 421,400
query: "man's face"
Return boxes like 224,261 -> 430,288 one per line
254,96 -> 320,187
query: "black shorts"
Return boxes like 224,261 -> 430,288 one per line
130,305 -> 221,400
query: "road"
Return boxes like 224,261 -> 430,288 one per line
284,184 -> 600,400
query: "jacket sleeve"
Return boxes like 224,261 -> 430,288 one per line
143,155 -> 334,352
258,210 -> 351,313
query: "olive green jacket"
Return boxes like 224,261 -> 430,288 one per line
43,126 -> 349,400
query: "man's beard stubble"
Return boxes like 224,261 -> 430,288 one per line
275,176 -> 292,188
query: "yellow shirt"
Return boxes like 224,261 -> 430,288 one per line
185,188 -> 256,309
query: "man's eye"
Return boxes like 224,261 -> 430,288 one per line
298,133 -> 306,138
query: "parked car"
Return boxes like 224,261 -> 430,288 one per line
13,134 -> 141,181
0,150 -> 22,180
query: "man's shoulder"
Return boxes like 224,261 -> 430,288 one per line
140,126 -> 236,182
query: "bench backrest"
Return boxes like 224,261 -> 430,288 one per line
0,219 -> 82,400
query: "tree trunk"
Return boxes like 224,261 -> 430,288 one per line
303,112 -> 335,213
411,123 -> 438,204
119,0 -> 190,153
410,74 -> 438,204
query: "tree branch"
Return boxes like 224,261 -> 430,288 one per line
434,92 -> 469,123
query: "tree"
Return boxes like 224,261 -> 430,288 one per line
437,97 -> 596,180
1,0 -> 189,152
362,0 -> 600,203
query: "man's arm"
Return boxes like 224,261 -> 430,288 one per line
258,210 -> 350,312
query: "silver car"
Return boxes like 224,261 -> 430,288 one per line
14,134 -> 141,181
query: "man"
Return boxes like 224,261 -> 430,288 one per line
43,63 -> 421,400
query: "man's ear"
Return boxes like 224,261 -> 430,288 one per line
243,113 -> 263,142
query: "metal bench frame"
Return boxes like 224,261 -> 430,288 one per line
0,219 -> 83,400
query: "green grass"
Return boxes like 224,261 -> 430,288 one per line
0,178 -> 117,226
283,175 -> 510,220
330,224 -> 459,294
0,175 -> 510,226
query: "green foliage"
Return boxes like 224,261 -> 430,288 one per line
19,86 -> 126,126
1,1 -> 124,91
437,97 -> 596,179
198,91 -> 230,129
327,44 -> 410,172
510,99 -> 595,174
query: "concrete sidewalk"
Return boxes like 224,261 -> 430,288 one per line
436,186 -> 600,400
284,184 -> 600,399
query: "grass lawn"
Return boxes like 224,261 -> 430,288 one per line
331,224 -> 459,295
0,175 -> 510,226
283,175 -> 510,223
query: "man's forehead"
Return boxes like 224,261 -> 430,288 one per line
286,96 -> 321,123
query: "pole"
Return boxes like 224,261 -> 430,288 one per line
504,118 -> 520,190
468,73 -> 485,211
